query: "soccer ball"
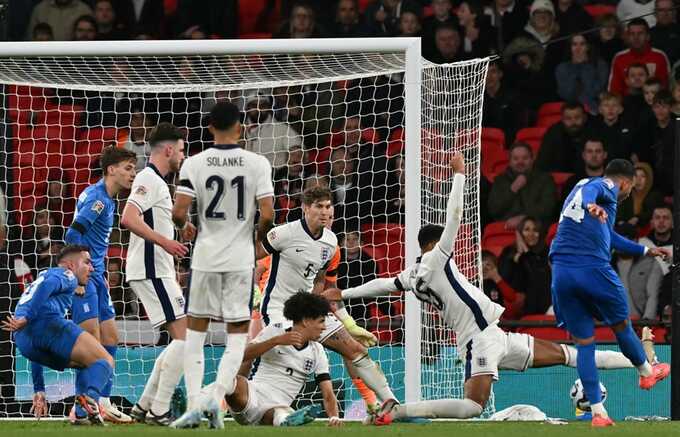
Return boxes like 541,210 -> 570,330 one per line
570,379 -> 607,411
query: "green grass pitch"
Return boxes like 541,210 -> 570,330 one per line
2,421 -> 679,437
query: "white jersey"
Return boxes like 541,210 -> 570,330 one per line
250,323 -> 330,406
126,164 -> 175,280
396,252 -> 505,348
260,219 -> 337,321
177,144 -> 274,272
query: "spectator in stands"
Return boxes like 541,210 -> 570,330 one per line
72,14 -> 97,41
397,10 -> 421,37
484,0 -> 530,50
382,155 -> 405,224
482,60 -> 526,143
617,0 -> 657,27
638,90 -> 675,193
32,22 -> 54,41
554,0 -> 592,37
118,107 -> 154,171
0,186 -> 6,251
618,162 -> 664,228
274,145 -> 305,224
456,0 -> 497,60
608,18 -> 670,96
329,0 -> 362,38
592,92 -> 633,161
43,169 -> 75,231
23,210 -> 62,274
488,142 -> 557,228
362,0 -> 421,37
329,146 -> 361,232
482,250 -> 524,319
651,0 -> 680,65
620,64 -> 651,128
521,0 -> 558,45
593,13 -> 625,67
94,0 -> 129,40
26,0 -> 93,41
555,34 -> 609,114
275,2 -> 324,38
672,82 -> 680,116
115,0 -> 164,39
337,230 -> 380,321
561,137 -> 607,201
499,216 -> 552,316
244,93 -> 303,171
642,204 -> 674,248
503,37 -> 554,115
536,102 -> 593,172
422,0 -> 456,59
428,23 -> 464,64
175,0 -> 238,39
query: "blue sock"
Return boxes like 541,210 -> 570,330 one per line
102,345 -> 117,397
75,369 -> 88,418
614,324 -> 646,367
576,342 -> 601,406
82,359 -> 113,401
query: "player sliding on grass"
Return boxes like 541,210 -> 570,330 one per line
2,246 -> 112,426
225,292 -> 341,427
323,152 -> 651,425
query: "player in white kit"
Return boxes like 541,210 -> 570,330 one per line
323,153 -> 641,424
171,102 -> 275,429
257,186 -> 398,408
120,123 -> 195,425
226,292 -> 341,427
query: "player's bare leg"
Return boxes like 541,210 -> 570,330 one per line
610,320 -> 669,390
530,338 -> 634,369
322,328 -> 396,404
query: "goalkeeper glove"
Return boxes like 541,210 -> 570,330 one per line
335,307 -> 377,347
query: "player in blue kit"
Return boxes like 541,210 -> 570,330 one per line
28,146 -> 137,423
550,159 -> 671,427
2,246 -> 114,425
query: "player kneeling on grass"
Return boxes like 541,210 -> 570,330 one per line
2,246 -> 113,425
323,152 -> 648,425
226,292 -> 341,427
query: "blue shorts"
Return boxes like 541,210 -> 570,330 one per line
551,263 -> 630,339
71,272 -> 115,324
14,318 -> 83,371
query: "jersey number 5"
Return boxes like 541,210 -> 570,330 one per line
205,175 -> 245,221
560,188 -> 585,223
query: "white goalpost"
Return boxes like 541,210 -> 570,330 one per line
0,38 -> 489,418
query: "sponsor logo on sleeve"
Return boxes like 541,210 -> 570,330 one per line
91,200 -> 105,214
135,185 -> 148,196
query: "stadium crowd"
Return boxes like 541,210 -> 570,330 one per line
0,0 -> 677,344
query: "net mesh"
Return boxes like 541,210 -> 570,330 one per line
0,50 -> 488,418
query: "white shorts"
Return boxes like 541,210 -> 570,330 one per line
129,278 -> 186,328
187,269 -> 253,322
265,313 -> 343,344
230,380 -> 292,425
463,323 -> 534,381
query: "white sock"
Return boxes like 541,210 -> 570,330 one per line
272,407 -> 294,426
591,402 -> 607,417
637,361 -> 653,377
394,399 -> 483,419
100,397 -> 111,407
138,346 -> 169,410
184,329 -> 208,411
351,354 -> 395,402
213,333 -> 248,400
151,339 -> 185,415
563,345 -> 634,369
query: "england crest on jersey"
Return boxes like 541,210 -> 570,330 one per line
320,247 -> 331,264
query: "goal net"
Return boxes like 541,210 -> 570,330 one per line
0,40 -> 489,419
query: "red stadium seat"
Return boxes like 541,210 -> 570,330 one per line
537,101 -> 564,127
515,315 -> 570,341
238,0 -> 280,35
6,85 -> 51,121
481,129 -> 507,181
515,126 -> 547,156
238,32 -> 273,39
482,221 -> 515,254
78,127 -> 118,142
584,4 -> 616,19
361,223 -> 405,277
551,172 -> 574,198
594,327 -> 617,342
546,222 -> 559,245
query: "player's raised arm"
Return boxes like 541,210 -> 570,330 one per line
436,152 -> 466,257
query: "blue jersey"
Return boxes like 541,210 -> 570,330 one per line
550,177 -> 645,266
15,267 -> 78,323
66,180 -> 115,274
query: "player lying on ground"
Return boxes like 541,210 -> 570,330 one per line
220,292 -> 341,427
323,152 -> 648,425
256,186 -> 398,409
2,246 -> 113,425
31,146 -> 137,424
120,123 -> 196,426
170,102 -> 276,429
550,158 -> 671,427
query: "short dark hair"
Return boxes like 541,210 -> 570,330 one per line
209,102 -> 241,131
562,101 -> 584,113
627,17 -> 649,31
33,22 -> 53,38
604,159 -> 635,179
509,141 -> 533,157
57,244 -> 90,263
418,224 -> 444,250
100,145 -> 137,175
584,136 -> 605,146
481,250 -> 497,264
652,204 -> 673,216
148,122 -> 183,148
73,14 -> 97,32
653,89 -> 673,106
644,77 -> 662,88
627,63 -> 649,75
283,292 -> 331,323
302,185 -> 332,205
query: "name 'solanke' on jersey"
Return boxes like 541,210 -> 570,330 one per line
206,156 -> 245,167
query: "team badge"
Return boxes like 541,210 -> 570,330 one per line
270,230 -> 277,240
176,296 -> 185,308
91,200 -> 105,214
320,247 -> 331,263
135,185 -> 148,196
477,357 -> 487,367
303,359 -> 314,373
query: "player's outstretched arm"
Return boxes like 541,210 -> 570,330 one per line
437,152 -> 466,257
611,230 -> 647,257
322,278 -> 401,302
242,332 -> 304,361
319,380 -> 342,427
121,202 -> 188,257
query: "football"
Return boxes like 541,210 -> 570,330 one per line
570,379 -> 607,411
